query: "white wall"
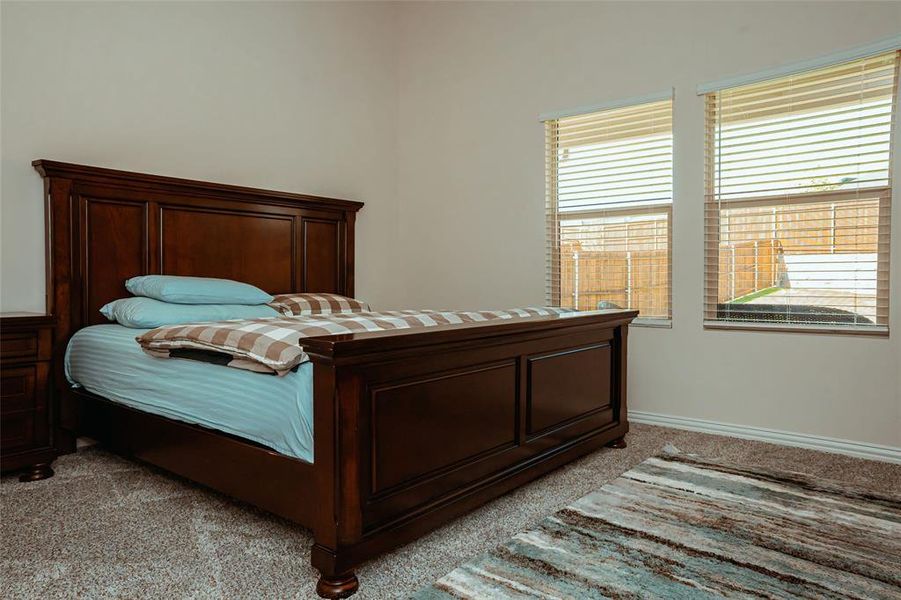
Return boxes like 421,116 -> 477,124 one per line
2,2 -> 899,448
0,1 -> 400,311
394,1 -> 901,446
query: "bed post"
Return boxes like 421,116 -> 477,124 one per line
310,359 -> 363,598
606,322 -> 629,449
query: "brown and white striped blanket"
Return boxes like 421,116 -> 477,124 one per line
137,308 -> 570,375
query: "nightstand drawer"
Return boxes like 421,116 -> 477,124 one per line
0,332 -> 39,360
1,411 -> 39,451
1,366 -> 38,413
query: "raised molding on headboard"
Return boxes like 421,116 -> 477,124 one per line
34,159 -> 363,409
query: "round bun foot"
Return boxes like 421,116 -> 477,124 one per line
316,572 -> 359,599
607,437 -> 627,449
19,463 -> 55,482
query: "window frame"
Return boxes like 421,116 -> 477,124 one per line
544,95 -> 674,326
702,52 -> 898,335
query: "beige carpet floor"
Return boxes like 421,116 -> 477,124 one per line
2,423 -> 899,599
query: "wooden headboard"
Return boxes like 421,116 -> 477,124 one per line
34,160 -> 363,344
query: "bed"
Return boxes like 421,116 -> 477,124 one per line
35,159 -> 637,598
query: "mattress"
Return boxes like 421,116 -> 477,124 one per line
64,324 -> 313,462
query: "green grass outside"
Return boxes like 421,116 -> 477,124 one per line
730,286 -> 780,304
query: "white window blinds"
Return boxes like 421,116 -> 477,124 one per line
704,51 -> 899,332
545,96 -> 673,321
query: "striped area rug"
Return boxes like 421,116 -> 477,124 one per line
413,450 -> 901,599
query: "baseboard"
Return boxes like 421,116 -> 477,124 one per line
630,411 -> 901,464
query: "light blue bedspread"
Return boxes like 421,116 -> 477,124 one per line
65,324 -> 313,462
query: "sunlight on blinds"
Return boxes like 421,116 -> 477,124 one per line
546,97 -> 672,320
704,51 -> 898,332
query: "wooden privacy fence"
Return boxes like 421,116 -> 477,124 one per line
717,239 -> 781,302
721,199 -> 880,254
560,246 -> 669,317
557,200 -> 879,314
559,240 -> 780,316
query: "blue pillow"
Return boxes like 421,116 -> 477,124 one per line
125,275 -> 273,305
100,297 -> 280,329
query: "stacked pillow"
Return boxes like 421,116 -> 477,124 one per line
125,276 -> 274,305
101,276 -> 280,328
101,275 -> 372,328
269,293 -> 370,317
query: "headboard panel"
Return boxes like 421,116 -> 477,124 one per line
34,160 -> 362,340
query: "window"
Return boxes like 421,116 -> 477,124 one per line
544,95 -> 673,323
704,50 -> 899,333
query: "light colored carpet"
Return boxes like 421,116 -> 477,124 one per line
2,423 -> 899,599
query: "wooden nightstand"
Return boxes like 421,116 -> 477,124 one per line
1,313 -> 57,481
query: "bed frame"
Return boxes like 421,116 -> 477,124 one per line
34,159 -> 636,598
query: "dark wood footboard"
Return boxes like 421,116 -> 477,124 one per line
303,309 -> 636,595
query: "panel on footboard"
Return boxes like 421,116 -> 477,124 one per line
369,361 -> 518,495
525,341 -> 615,445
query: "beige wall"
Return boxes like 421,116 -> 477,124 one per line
0,1 -> 400,311
394,1 -> 901,446
2,2 -> 899,447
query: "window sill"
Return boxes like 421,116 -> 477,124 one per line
703,321 -> 888,337
633,318 -> 672,329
